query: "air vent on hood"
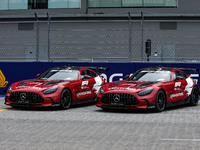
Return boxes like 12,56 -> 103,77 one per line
134,81 -> 159,87
40,80 -> 64,86
109,81 -> 126,87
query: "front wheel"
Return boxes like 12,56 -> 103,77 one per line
190,86 -> 199,106
155,90 -> 166,112
60,89 -> 72,110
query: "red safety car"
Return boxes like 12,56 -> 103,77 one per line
96,66 -> 199,112
5,65 -> 108,109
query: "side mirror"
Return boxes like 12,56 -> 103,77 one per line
124,75 -> 130,80
36,74 -> 41,78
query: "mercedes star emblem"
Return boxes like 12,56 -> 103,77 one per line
20,93 -> 26,101
113,94 -> 120,103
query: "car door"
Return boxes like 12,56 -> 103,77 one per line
171,71 -> 188,102
78,70 -> 96,100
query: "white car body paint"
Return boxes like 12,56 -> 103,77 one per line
185,77 -> 194,96
93,76 -> 103,94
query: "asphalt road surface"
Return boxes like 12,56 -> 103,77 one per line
0,98 -> 200,150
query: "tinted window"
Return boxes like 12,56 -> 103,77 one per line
129,71 -> 171,82
173,71 -> 187,80
87,70 -> 97,78
81,70 -> 97,79
40,70 -> 79,81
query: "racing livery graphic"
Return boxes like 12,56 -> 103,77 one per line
5,65 -> 108,109
96,66 -> 199,112
0,69 -> 8,88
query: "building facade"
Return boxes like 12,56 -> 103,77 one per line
0,0 -> 200,15
0,0 -> 200,62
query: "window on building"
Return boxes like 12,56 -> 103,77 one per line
48,0 -> 80,8
88,0 -> 178,8
0,0 -> 81,10
28,0 -> 48,9
0,0 -> 28,10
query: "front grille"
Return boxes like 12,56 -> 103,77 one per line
9,92 -> 44,103
101,93 -> 139,106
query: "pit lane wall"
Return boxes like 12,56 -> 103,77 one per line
0,62 -> 199,95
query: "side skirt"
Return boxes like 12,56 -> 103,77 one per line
72,97 -> 96,105
166,97 -> 190,107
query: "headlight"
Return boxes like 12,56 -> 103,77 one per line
43,86 -> 58,95
138,87 -> 153,96
99,87 -> 104,95
8,86 -> 12,93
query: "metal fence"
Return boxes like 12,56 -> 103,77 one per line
0,13 -> 200,62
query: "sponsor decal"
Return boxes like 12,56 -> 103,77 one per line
0,69 -> 8,88
174,82 -> 181,91
175,82 -> 181,88
81,81 -> 89,89
82,81 -> 88,86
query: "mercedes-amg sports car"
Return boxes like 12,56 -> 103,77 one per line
5,65 -> 108,109
96,66 -> 199,112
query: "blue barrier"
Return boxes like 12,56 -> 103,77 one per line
0,62 -> 200,95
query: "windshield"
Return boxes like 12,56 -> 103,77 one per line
129,71 -> 171,82
39,70 -> 79,81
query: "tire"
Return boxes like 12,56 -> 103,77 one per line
190,86 -> 199,106
60,88 -> 72,110
155,90 -> 166,112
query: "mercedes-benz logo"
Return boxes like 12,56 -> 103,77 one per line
113,94 -> 120,103
20,93 -> 26,101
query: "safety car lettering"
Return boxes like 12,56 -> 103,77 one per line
77,91 -> 91,97
170,93 -> 184,98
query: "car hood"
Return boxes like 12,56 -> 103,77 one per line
107,80 -> 159,91
12,79 -> 66,90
